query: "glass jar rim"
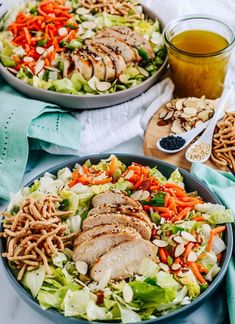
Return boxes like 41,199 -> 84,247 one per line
163,14 -> 235,57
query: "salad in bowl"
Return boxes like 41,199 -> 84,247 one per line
0,155 -> 233,323
0,0 -> 166,96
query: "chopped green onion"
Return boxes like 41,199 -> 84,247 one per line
141,192 -> 166,207
150,212 -> 160,224
37,38 -> 48,46
167,255 -> 173,267
138,47 -> 150,63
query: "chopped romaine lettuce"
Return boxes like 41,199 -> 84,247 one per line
22,266 -> 46,297
64,287 -> 90,317
138,258 -> 160,277
150,167 -> 166,184
118,304 -> 141,323
168,169 -> 184,187
52,253 -> 67,268
196,203 -> 233,224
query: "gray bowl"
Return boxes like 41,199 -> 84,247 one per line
0,6 -> 167,110
0,154 -> 233,324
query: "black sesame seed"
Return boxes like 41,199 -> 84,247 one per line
159,136 -> 186,150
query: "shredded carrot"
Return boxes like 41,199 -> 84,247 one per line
173,207 -> 191,222
82,165 -> 90,176
92,177 -> 113,185
153,207 -> 171,213
159,247 -> 167,263
189,262 -> 207,284
184,242 -> 194,260
134,174 -> 144,189
198,252 -> 207,260
163,183 -> 186,192
149,185 -> 159,191
196,263 -> 208,273
192,216 -> 205,222
207,226 -> 226,252
211,226 -> 226,235
109,157 -> 116,176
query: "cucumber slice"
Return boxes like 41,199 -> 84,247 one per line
96,81 -> 112,92
137,66 -> 149,77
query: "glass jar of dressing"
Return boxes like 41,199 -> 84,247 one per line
163,15 -> 235,99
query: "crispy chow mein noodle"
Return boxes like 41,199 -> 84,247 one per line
79,0 -> 143,17
211,112 -> 235,171
0,196 -> 78,280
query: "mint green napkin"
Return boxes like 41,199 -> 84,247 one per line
0,77 -> 80,200
191,162 -> 235,322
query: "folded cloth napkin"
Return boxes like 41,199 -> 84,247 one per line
0,75 -> 174,199
0,77 -> 80,200
49,78 -> 174,155
191,162 -> 235,323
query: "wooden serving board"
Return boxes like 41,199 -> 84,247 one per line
144,101 -> 221,171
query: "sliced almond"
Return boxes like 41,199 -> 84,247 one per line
181,231 -> 197,242
173,236 -> 185,245
159,109 -> 168,119
172,263 -> 181,271
187,250 -> 198,262
76,7 -> 90,14
123,283 -> 133,303
75,260 -> 88,275
23,56 -> 34,62
58,27 -> 68,36
35,60 -> 45,75
159,262 -> 169,272
197,100 -> 206,109
183,107 -> 197,116
152,239 -> 168,248
82,21 -> 97,29
198,111 -> 210,122
181,113 -> 193,120
140,190 -> 150,200
171,120 -> 184,134
125,170 -> 134,180
175,244 -> 185,257
184,99 -> 198,108
163,111 -> 174,120
130,190 -> 143,201
36,47 -> 45,55
175,99 -> 184,110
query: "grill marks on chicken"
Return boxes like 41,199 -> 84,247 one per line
73,190 -> 157,281
82,212 -> 152,240
73,228 -> 141,265
92,189 -> 142,208
70,26 -> 154,81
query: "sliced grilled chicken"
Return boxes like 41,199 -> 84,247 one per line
90,239 -> 158,281
85,42 -> 116,80
88,204 -> 152,228
82,213 -> 151,240
88,42 -> 126,77
97,26 -> 154,59
73,229 -> 141,265
74,224 -> 139,246
92,37 -> 140,63
92,190 -> 142,209
71,49 -> 93,80
83,49 -> 106,80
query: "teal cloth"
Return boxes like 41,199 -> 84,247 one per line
191,162 -> 235,323
0,77 -> 80,200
